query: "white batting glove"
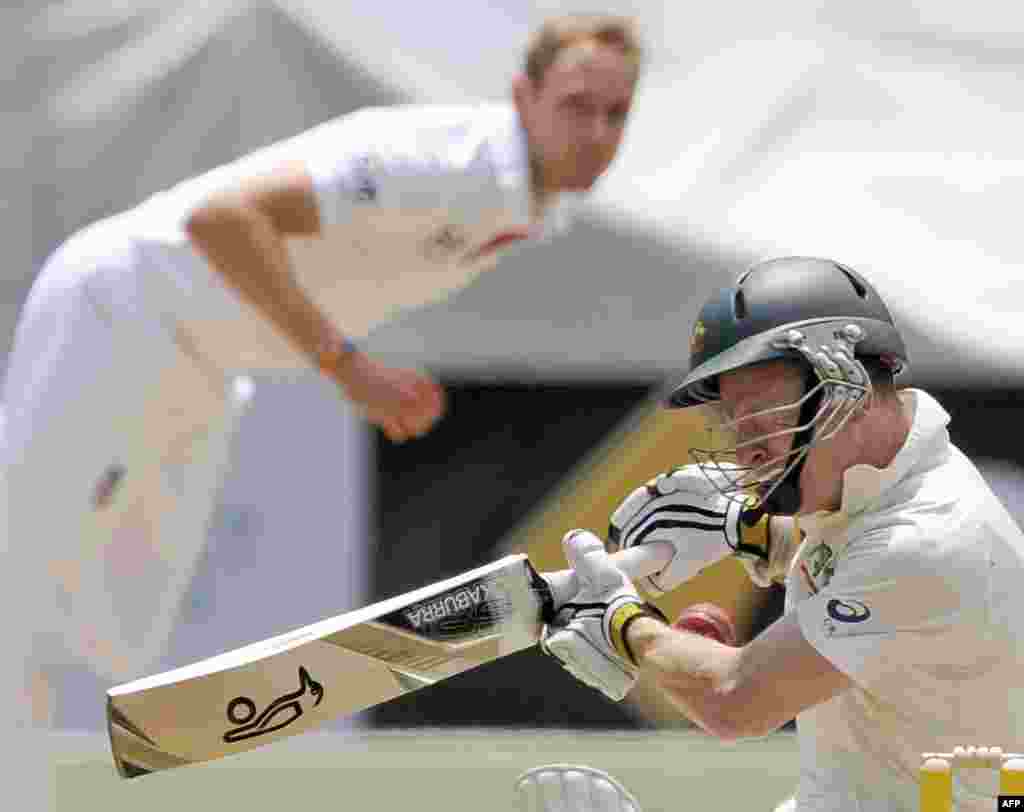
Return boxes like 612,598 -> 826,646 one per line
540,530 -> 665,702
608,464 -> 774,593
514,764 -> 642,812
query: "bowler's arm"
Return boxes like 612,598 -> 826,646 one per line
184,161 -> 353,373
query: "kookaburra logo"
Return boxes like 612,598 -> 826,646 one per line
406,582 -> 492,629
223,666 -> 324,743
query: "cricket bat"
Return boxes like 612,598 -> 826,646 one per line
106,543 -> 671,778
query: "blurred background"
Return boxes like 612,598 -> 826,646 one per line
6,0 -> 1024,799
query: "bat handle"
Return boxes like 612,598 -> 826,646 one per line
538,541 -> 674,612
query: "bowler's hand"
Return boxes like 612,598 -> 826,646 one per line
330,351 -> 445,442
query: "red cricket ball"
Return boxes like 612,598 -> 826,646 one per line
672,602 -> 738,646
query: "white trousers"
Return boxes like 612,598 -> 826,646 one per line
2,226 -> 250,807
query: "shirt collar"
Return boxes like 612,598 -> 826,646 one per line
796,390 -> 951,536
484,103 -> 580,237
839,388 -> 951,516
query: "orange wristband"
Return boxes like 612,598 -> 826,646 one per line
316,330 -> 357,373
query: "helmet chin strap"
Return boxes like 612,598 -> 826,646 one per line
762,365 -> 822,515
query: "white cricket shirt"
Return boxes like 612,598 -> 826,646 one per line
781,389 -> 1024,812
121,103 -> 576,372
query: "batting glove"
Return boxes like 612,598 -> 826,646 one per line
608,464 -> 774,592
540,530 -> 666,702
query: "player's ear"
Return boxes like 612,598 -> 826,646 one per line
854,388 -> 880,420
512,73 -> 536,115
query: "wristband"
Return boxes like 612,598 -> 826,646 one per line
732,507 -> 772,564
608,601 -> 669,666
316,330 -> 357,373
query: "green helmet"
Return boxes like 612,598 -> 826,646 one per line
667,256 -> 908,409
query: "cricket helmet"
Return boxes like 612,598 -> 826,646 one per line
666,256 -> 909,514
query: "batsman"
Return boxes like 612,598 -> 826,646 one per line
541,256 -> 1024,812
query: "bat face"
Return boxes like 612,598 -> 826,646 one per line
107,555 -> 550,778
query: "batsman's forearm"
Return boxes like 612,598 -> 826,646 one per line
626,616 -> 741,737
186,204 -> 343,366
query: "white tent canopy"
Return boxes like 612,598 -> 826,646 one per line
7,0 -> 1024,386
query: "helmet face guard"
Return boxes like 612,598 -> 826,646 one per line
664,257 -> 909,515
690,322 -> 876,513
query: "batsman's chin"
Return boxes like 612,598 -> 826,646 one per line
739,470 -> 783,505
738,470 -> 800,516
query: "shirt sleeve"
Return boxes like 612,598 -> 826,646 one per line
301,107 -> 475,229
796,522 -> 993,690
300,112 -> 384,229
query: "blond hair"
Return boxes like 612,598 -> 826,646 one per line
524,14 -> 643,85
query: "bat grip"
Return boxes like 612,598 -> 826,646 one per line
540,542 -> 674,611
